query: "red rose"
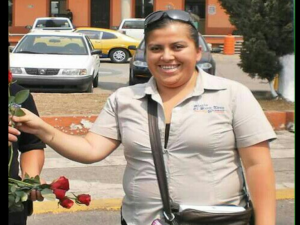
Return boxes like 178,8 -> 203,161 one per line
76,194 -> 91,206
59,197 -> 74,209
53,189 -> 67,200
8,70 -> 12,84
51,176 -> 69,191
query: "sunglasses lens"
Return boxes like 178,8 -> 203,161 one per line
167,10 -> 190,22
144,10 -> 196,30
145,11 -> 164,28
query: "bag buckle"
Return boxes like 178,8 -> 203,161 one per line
163,211 -> 175,222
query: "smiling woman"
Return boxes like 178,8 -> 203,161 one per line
9,32 -> 101,93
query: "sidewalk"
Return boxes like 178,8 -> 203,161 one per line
32,130 -> 294,214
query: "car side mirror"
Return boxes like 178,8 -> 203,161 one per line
9,46 -> 14,52
128,45 -> 137,50
25,25 -> 32,29
211,47 -> 222,53
92,50 -> 102,55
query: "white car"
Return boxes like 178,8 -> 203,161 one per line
26,17 -> 75,32
117,18 -> 145,40
10,32 -> 101,93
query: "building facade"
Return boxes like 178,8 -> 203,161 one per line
9,0 -> 235,35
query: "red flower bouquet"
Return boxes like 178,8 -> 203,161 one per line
8,71 -> 91,212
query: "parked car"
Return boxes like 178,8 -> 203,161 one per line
25,17 -> 75,32
129,33 -> 216,85
10,32 -> 101,93
117,18 -> 145,40
75,27 -> 140,63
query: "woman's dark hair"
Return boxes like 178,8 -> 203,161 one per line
144,18 -> 199,48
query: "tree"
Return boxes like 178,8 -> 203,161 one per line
219,0 -> 294,98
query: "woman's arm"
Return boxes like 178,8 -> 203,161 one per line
238,141 -> 276,225
13,108 -> 120,164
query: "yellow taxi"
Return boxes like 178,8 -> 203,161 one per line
75,27 -> 141,63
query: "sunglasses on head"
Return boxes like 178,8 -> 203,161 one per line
144,10 -> 197,30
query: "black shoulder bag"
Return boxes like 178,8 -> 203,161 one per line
147,95 -> 255,225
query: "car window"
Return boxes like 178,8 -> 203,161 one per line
85,36 -> 94,52
36,19 -> 71,28
14,35 -> 88,55
138,40 -> 145,50
101,32 -> 117,40
77,30 -> 100,39
122,21 -> 144,29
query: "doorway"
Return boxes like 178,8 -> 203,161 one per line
185,0 -> 206,34
91,0 -> 110,28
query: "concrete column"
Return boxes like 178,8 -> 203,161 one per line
121,0 -> 131,20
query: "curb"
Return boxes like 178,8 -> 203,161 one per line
32,189 -> 294,215
41,111 -> 294,135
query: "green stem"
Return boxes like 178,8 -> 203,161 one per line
8,83 -> 12,177
8,145 -> 13,177
8,178 -> 34,187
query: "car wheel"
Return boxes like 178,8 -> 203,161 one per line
110,49 -> 129,63
86,82 -> 93,93
93,73 -> 99,87
129,69 -> 135,85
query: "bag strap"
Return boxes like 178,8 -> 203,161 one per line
147,95 -> 251,222
147,95 -> 176,224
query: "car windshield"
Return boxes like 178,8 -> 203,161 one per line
122,21 -> 144,29
36,19 -> 71,29
138,35 -> 208,52
14,35 -> 88,55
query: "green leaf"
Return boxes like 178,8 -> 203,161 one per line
14,108 -> 26,117
21,192 -> 28,202
8,194 -> 15,207
24,173 -> 30,179
41,188 -> 56,201
14,90 -> 29,104
10,185 -> 17,193
9,96 -> 15,104
34,175 -> 41,184
41,188 -> 54,195
15,195 -> 20,203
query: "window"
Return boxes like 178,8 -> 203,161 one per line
77,30 -> 100,39
122,21 -> 144,29
50,0 -> 67,17
135,0 -> 153,18
101,32 -> 117,40
8,0 -> 13,26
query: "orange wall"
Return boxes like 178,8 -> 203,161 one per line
68,0 -> 90,26
14,0 -> 48,26
205,0 -> 235,34
155,0 -> 183,11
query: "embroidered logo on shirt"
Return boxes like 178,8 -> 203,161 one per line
193,104 -> 225,113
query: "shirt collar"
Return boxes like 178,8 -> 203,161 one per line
132,66 -> 227,99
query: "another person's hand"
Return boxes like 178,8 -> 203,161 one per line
28,178 -> 46,201
8,126 -> 20,146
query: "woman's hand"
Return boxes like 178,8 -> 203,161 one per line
12,108 -> 44,135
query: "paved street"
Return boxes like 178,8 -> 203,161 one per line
27,56 -> 294,224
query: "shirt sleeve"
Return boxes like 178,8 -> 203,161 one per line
232,84 -> 277,148
89,92 -> 121,141
18,93 -> 46,153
